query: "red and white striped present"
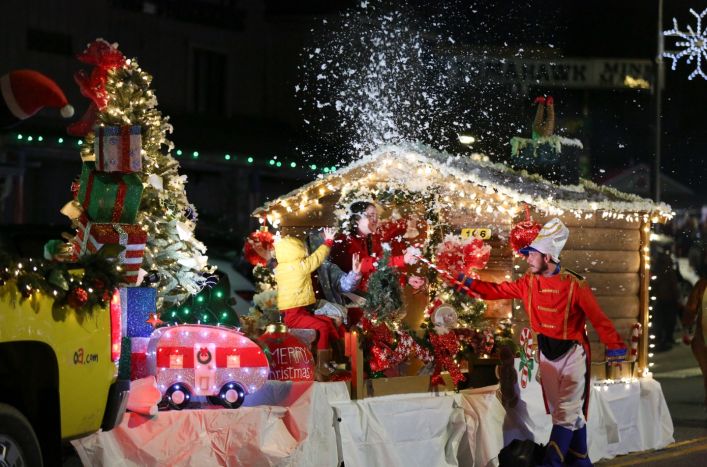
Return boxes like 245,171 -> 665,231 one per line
73,216 -> 147,285
94,125 -> 142,173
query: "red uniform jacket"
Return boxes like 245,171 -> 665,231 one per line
330,231 -> 405,292
464,268 -> 625,349
460,268 -> 626,417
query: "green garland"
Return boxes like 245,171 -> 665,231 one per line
0,252 -> 123,314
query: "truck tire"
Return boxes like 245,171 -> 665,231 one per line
0,403 -> 43,467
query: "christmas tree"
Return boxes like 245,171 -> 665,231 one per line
363,248 -> 404,321
163,271 -> 241,327
74,39 -> 212,310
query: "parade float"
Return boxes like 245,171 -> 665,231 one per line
252,142 -> 672,387
35,28 -> 677,466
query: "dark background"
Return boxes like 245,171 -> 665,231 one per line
0,0 -> 704,255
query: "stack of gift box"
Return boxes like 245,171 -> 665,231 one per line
72,125 -> 160,377
73,125 -> 146,285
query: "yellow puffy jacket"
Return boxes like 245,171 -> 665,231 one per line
274,236 -> 331,310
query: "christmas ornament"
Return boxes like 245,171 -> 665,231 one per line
518,328 -> 534,389
509,205 -> 541,254
664,8 -> 707,80
146,324 -> 269,410
0,69 -> 74,129
68,287 -> 89,308
143,270 -> 161,285
257,323 -> 315,382
244,229 -> 275,267
430,301 -> 458,334
184,204 -> 196,220
146,313 -> 164,329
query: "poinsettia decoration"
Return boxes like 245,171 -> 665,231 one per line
244,229 -> 275,267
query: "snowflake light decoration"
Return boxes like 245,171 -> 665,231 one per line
663,8 -> 707,80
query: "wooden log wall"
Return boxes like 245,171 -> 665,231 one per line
447,210 -> 643,365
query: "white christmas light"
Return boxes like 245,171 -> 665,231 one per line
664,8 -> 707,80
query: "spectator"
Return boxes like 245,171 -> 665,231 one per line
684,256 -> 707,408
652,240 -> 681,352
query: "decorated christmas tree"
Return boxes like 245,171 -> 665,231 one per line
68,39 -> 212,311
163,270 -> 240,327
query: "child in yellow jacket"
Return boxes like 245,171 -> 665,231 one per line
274,228 -> 340,379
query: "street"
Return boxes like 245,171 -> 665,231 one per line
598,336 -> 707,466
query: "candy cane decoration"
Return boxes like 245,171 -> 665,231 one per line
518,327 -> 534,389
629,322 -> 642,362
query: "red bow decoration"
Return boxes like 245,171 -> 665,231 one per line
244,229 -> 275,267
509,204 -> 541,254
429,331 -> 465,386
361,318 -> 433,373
434,234 -> 491,277
68,39 -> 126,136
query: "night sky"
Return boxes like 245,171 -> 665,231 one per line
298,0 -> 707,201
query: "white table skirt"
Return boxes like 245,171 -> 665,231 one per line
73,366 -> 673,467
72,381 -> 350,467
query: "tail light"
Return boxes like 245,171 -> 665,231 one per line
110,289 -> 122,363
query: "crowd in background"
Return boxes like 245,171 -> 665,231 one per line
653,207 -> 707,352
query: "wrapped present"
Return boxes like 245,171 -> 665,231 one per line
130,337 -> 151,380
94,125 -> 143,173
77,162 -> 143,224
73,216 -> 147,284
120,287 -> 158,337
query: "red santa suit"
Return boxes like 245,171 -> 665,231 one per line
458,267 -> 625,426
330,230 -> 406,292
330,228 -> 407,327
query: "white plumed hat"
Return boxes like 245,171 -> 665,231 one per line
520,218 -> 569,263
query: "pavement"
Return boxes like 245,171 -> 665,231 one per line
598,335 -> 707,466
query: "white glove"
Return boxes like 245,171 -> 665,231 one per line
403,246 -> 421,265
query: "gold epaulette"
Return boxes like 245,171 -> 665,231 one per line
561,268 -> 586,283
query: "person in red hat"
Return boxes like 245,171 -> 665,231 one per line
0,69 -> 74,128
449,218 -> 627,467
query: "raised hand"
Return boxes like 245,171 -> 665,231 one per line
322,227 -> 336,242
352,252 -> 361,274
403,246 -> 421,265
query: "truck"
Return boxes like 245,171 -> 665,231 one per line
0,282 -> 129,466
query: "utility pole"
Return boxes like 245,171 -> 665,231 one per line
654,0 -> 664,203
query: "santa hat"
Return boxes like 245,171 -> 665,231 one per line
519,218 -> 569,263
0,69 -> 74,127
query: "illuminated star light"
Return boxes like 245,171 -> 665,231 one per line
663,8 -> 707,80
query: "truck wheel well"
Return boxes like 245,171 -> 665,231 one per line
0,341 -> 61,464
